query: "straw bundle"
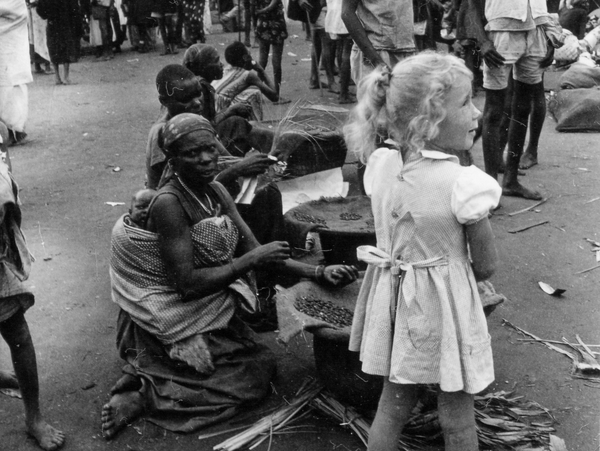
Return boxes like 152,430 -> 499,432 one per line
212,379 -> 322,451
212,379 -> 562,451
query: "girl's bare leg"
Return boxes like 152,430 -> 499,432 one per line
0,310 -> 65,450
368,380 -> 418,451
258,38 -> 269,71
272,41 -> 288,101
438,390 -> 478,451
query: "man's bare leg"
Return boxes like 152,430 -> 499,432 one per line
520,81 -> 545,169
503,80 -> 542,199
482,88 -> 508,181
0,310 -> 65,450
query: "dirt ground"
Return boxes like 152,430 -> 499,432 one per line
1,20 -> 599,451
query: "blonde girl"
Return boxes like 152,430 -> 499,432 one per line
345,52 -> 500,451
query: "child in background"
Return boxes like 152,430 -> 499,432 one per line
0,155 -> 65,450
125,188 -> 156,229
325,0 -> 355,103
254,0 -> 290,102
440,0 -> 457,40
344,52 -> 500,451
298,0 -> 339,93
151,0 -> 179,55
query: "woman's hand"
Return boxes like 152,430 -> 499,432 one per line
321,265 -> 359,286
233,153 -> 273,177
248,241 -> 291,269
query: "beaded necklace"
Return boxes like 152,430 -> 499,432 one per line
174,173 -> 215,216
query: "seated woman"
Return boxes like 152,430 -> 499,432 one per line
103,114 -> 358,439
213,41 -> 280,122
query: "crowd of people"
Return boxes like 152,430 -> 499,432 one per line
1,0 -> 600,450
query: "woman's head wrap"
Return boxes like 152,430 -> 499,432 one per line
161,113 -> 216,154
183,44 -> 219,75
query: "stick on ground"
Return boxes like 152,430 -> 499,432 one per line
508,220 -> 549,234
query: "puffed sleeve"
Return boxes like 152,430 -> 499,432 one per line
364,147 -> 402,196
451,165 -> 501,225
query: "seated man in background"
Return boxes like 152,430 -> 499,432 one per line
559,0 -> 591,38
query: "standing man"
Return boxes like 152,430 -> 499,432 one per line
341,0 -> 415,82
0,0 -> 33,145
465,0 -> 579,199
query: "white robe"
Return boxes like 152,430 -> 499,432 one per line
0,0 -> 32,132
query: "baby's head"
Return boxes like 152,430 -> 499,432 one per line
345,52 -> 476,162
129,189 -> 157,229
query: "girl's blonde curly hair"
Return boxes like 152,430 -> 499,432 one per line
343,51 -> 473,164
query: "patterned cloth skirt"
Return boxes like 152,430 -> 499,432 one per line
116,309 -> 276,432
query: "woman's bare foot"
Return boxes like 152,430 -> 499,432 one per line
101,391 -> 145,440
27,419 -> 65,451
502,182 -> 542,200
0,370 -> 19,389
519,152 -> 538,169
109,374 -> 141,395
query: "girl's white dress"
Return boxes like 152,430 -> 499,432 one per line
349,148 -> 501,394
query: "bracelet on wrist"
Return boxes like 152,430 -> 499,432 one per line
314,265 -> 325,283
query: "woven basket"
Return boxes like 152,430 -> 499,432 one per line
283,196 -> 376,269
275,279 -> 383,411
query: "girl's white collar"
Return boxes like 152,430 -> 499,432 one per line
419,149 -> 460,162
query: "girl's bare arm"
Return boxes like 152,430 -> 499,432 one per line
465,217 -> 498,281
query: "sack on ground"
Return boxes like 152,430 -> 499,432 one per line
559,62 -> 600,89
548,87 -> 600,132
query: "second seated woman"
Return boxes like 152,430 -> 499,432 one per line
213,41 -> 280,121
